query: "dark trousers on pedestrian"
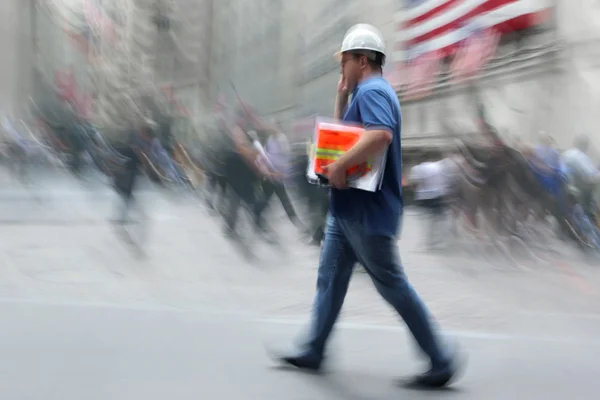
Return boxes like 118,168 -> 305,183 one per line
207,172 -> 228,210
301,215 -> 450,369
114,146 -> 141,222
254,179 -> 299,227
223,155 -> 260,233
418,196 -> 447,247
224,186 -> 258,232
307,191 -> 329,243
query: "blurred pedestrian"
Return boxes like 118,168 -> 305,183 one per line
253,124 -> 304,231
408,158 -> 448,248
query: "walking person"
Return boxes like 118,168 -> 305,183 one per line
114,121 -> 152,224
253,125 -> 304,231
221,114 -> 264,238
408,158 -> 449,248
276,23 -> 463,388
561,135 -> 600,219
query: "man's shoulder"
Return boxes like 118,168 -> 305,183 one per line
355,80 -> 399,114
356,78 -> 392,97
562,148 -> 579,156
277,133 -> 289,144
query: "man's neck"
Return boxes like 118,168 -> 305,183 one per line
358,71 -> 382,84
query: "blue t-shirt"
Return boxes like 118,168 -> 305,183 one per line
330,76 -> 403,237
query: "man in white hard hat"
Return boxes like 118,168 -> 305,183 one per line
277,24 -> 463,388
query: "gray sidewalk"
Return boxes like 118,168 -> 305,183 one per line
0,174 -> 598,397
0,301 -> 596,399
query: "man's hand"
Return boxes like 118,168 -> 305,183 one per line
266,171 -> 283,181
334,76 -> 350,120
322,161 -> 348,189
337,75 -> 348,96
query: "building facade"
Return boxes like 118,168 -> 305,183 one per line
207,0 -> 297,122
391,0 -> 600,152
153,0 -> 213,117
295,0 -> 396,119
205,0 -> 399,128
11,0 -> 595,149
24,0 -> 212,132
206,0 -> 600,153
0,0 -> 35,119
383,0 -> 553,150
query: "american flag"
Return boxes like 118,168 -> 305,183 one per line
54,69 -> 93,119
214,95 -> 227,113
66,0 -> 116,56
55,70 -> 78,102
162,86 -> 190,117
393,0 -> 552,97
403,50 -> 443,99
83,0 -> 116,43
451,26 -> 500,81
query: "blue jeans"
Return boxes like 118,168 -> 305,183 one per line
303,214 -> 450,368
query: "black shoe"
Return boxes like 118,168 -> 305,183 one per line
278,352 -> 323,371
255,222 -> 278,244
405,351 -> 466,389
309,238 -> 323,247
223,226 -> 239,239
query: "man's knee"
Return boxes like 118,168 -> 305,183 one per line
359,235 -> 406,282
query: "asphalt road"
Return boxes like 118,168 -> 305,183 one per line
0,171 -> 597,398
0,301 -> 597,399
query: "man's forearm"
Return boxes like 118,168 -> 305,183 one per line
335,131 -> 390,170
238,145 -> 261,171
333,93 -> 349,120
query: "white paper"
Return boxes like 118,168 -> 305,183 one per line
252,140 -> 275,170
306,118 -> 388,192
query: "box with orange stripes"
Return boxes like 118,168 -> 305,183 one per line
306,118 -> 388,192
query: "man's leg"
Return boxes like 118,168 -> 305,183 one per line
581,188 -> 595,220
273,182 -> 304,228
280,216 -> 356,368
305,190 -> 321,241
117,148 -> 139,223
254,179 -> 275,227
216,175 -> 227,197
416,199 -> 433,248
428,197 -> 445,247
223,191 -> 242,235
311,195 -> 330,244
343,221 -> 460,386
206,174 -> 218,209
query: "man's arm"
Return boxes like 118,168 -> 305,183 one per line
408,165 -> 421,184
279,133 -> 291,155
334,93 -> 349,120
231,125 -> 261,172
334,89 -> 394,170
578,153 -> 600,182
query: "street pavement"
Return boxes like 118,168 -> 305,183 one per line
0,172 -> 598,398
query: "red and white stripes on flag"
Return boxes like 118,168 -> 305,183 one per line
403,50 -> 443,99
54,69 -> 93,119
214,95 -> 227,114
55,70 -> 78,102
162,86 -> 190,117
390,0 -> 552,98
65,0 -> 117,57
451,27 -> 500,81
396,0 -> 552,59
83,0 -> 116,43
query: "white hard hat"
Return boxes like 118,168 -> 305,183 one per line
334,23 -> 386,65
